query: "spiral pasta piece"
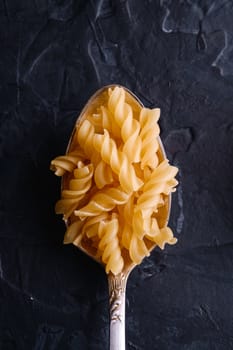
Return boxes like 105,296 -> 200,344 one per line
132,209 -> 146,240
94,160 -> 114,189
50,150 -> 85,176
139,108 -> 160,169
98,214 -> 124,275
147,226 -> 177,249
93,130 -> 143,192
121,107 -> 141,163
82,213 -> 109,238
55,163 -> 93,220
144,217 -> 160,238
107,86 -> 125,138
120,195 -> 134,249
77,120 -> 95,159
129,233 -> 150,265
63,219 -> 84,245
136,160 -> 178,214
131,206 -> 159,242
77,119 -> 102,167
75,187 -> 130,218
87,111 -> 103,133
108,86 -> 142,162
100,106 -> 112,134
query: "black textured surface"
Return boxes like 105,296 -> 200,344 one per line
1,1 -> 233,349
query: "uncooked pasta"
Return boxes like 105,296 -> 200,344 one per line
51,86 -> 178,275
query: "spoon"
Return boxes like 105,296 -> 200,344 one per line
52,85 -> 173,350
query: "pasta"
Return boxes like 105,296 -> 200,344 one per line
93,130 -> 143,192
55,162 -> 93,220
51,86 -> 178,275
136,159 -> 178,214
74,187 -> 130,218
98,214 -> 124,275
50,149 -> 85,176
139,108 -> 160,169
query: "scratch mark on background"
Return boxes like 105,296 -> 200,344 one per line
212,30 -> 228,74
17,24 -> 21,107
87,40 -> 101,84
87,14 -> 106,59
176,172 -> 184,234
33,324 -> 64,350
0,256 -> 3,279
2,0 -> 9,20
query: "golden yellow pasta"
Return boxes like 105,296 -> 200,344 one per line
139,108 -> 160,169
55,162 -> 94,220
136,159 -> 178,214
51,86 -> 178,275
50,149 -> 85,176
74,187 -> 130,218
98,214 -> 124,275
93,130 -> 143,192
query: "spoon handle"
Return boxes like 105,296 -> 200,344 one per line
108,272 -> 128,350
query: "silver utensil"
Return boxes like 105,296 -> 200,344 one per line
58,85 -> 171,350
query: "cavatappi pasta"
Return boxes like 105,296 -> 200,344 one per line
51,86 -> 178,275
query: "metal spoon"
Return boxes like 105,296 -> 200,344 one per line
58,85 -> 171,350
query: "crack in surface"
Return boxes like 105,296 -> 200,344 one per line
161,0 -> 233,76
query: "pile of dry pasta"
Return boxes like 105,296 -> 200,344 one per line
51,86 -> 178,275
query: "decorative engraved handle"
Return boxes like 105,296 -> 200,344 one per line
108,272 -> 129,350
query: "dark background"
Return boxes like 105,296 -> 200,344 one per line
1,1 -> 233,349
